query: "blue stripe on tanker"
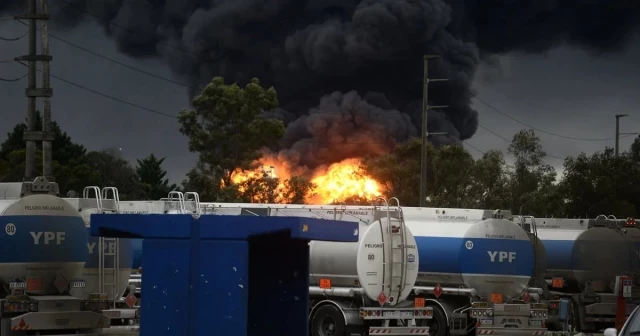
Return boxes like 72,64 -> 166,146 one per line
0,215 -> 87,263
416,237 -> 533,276
84,228 -> 134,269
541,240 -> 574,270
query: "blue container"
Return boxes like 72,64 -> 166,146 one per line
90,213 -> 358,336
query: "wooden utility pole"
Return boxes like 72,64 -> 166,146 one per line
15,0 -> 53,180
419,56 -> 448,207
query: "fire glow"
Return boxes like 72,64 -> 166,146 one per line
231,154 -> 382,204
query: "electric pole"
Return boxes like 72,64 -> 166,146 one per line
615,114 -> 638,157
15,0 -> 53,181
420,55 -> 448,207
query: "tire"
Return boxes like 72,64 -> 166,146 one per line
310,304 -> 346,336
417,305 -> 448,336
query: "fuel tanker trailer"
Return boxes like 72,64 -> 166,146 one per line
198,199 -> 433,336
403,208 -> 549,336
518,217 -> 638,333
0,178 -> 110,335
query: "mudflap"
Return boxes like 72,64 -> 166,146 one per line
369,326 -> 430,335
9,311 -> 111,331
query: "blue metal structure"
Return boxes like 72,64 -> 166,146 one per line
90,213 -> 358,336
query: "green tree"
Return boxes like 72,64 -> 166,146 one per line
136,154 -> 176,200
560,148 -> 640,218
0,112 -> 97,194
467,150 -> 510,209
507,129 -> 561,216
360,138 -> 427,206
429,144 -> 475,208
0,111 -> 87,166
84,149 -> 142,200
179,77 -> 285,201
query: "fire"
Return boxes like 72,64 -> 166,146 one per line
231,155 -> 382,204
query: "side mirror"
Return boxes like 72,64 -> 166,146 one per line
604,327 -> 618,336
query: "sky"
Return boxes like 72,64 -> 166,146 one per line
1,18 -> 639,184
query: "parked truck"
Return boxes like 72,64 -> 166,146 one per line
514,215 -> 640,333
0,176 -> 113,335
201,203 -> 549,336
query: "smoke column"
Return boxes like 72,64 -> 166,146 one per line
2,0 -> 638,167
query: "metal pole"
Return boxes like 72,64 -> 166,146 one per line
24,0 -> 37,181
419,56 -> 448,207
615,114 -> 629,157
40,0 -> 53,179
419,57 -> 429,207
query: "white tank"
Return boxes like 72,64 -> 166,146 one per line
0,194 -> 87,295
204,204 -> 419,305
403,212 -> 534,300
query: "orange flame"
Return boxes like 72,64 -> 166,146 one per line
231,154 -> 382,204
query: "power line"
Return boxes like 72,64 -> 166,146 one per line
15,60 -> 178,119
0,73 -> 27,82
16,20 -> 192,89
0,30 -> 28,41
471,92 -> 619,142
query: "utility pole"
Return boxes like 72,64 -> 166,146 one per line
615,114 -> 638,157
15,0 -> 53,181
420,55 -> 448,207
40,0 -> 53,178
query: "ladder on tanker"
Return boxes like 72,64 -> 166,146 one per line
161,191 -> 201,216
377,197 -> 410,303
82,186 -> 122,308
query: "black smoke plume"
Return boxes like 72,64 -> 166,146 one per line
2,0 -> 638,167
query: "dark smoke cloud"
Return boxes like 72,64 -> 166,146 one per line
3,0 -> 638,167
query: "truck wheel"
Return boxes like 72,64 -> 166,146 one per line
417,306 -> 447,336
311,305 -> 346,336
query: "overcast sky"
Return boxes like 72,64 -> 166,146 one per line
1,19 -> 639,183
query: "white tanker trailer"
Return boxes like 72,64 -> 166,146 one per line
515,216 -> 640,333
197,203 -> 548,336
0,177 -> 111,335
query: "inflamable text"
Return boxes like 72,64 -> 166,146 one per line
487,251 -> 516,263
24,205 -> 64,211
31,231 -> 65,245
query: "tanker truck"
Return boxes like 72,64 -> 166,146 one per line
514,216 -> 640,333
199,203 -> 548,336
64,186 -> 139,327
0,177 -> 111,335
398,208 -> 548,336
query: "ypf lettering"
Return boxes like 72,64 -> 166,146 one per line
87,242 -> 115,254
487,251 -> 516,263
30,231 -> 66,245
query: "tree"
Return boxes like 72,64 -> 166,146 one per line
507,129 -> 561,216
560,148 -> 640,218
0,111 -> 87,166
0,112 -> 95,194
84,149 -> 142,200
429,144 -> 476,208
178,77 -> 285,200
360,138 -> 426,206
467,150 -> 510,209
136,154 -> 176,200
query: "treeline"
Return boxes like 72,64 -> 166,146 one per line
0,112 -> 175,200
3,77 -> 640,220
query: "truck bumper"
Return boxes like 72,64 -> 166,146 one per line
9,311 -> 111,331
369,326 -> 430,335
476,327 -> 548,335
